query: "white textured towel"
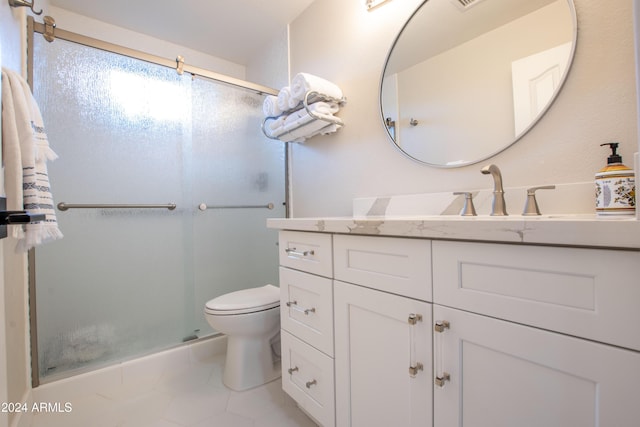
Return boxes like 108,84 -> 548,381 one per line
279,120 -> 342,143
290,73 -> 343,105
1,67 -> 63,251
268,101 -> 341,141
276,86 -> 292,112
262,95 -> 282,117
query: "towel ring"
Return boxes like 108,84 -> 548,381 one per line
8,0 -> 43,15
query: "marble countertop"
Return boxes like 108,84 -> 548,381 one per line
267,215 -> 640,250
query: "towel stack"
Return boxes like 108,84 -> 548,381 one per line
263,73 -> 344,143
1,67 -> 63,251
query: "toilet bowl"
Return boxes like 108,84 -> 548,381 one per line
204,284 -> 281,391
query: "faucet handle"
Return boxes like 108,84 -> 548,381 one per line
453,192 -> 477,216
523,185 -> 556,216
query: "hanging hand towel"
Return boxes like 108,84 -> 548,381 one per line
290,73 -> 343,105
1,67 -> 63,251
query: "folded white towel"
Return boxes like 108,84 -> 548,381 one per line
1,67 -> 63,251
307,101 -> 339,117
279,118 -> 342,143
301,123 -> 342,143
290,73 -> 343,105
262,95 -> 282,117
263,116 -> 287,139
277,86 -> 292,112
282,102 -> 338,127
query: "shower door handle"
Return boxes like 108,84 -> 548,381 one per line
0,211 -> 45,225
0,197 -> 46,239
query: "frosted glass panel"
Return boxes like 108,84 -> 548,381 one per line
191,78 -> 285,335
32,37 -> 284,380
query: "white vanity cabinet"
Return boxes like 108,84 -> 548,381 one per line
278,231 -> 335,427
333,235 -> 433,427
272,222 -> 640,427
432,240 -> 640,427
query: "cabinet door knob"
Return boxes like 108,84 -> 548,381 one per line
287,366 -> 299,375
434,320 -> 450,333
435,372 -> 451,387
408,313 -> 423,325
409,362 -> 424,377
305,379 -> 317,389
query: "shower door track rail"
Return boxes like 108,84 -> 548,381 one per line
27,16 -> 279,97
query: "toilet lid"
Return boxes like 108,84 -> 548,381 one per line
205,284 -> 280,315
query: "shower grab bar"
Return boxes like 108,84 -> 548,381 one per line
57,202 -> 177,211
198,203 -> 275,211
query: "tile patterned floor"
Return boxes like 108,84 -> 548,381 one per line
29,353 -> 318,427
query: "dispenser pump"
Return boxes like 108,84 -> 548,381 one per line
600,142 -> 623,164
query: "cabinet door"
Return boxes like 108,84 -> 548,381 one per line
334,281 -> 432,427
433,305 -> 640,427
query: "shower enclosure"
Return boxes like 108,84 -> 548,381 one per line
29,26 -> 286,383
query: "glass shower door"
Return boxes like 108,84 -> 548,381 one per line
32,35 -> 285,381
190,78 -> 285,336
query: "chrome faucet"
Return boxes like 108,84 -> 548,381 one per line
480,164 -> 508,216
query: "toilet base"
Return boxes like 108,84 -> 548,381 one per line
223,332 -> 281,391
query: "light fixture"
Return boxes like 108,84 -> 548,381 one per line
366,0 -> 392,11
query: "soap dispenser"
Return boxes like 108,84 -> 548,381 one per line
595,142 -> 636,216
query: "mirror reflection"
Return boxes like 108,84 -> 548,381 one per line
381,0 -> 576,167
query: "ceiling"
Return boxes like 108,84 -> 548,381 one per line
49,0 -> 316,65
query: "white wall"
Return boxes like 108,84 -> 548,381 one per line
247,27 -> 290,90
289,0 -> 639,217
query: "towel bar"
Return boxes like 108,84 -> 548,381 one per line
198,203 -> 274,211
57,202 -> 177,211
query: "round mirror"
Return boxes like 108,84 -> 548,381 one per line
380,0 -> 577,167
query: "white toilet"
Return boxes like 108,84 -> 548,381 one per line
204,284 -> 281,391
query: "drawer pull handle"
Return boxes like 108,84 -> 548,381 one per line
288,366 -> 299,375
286,301 -> 316,316
306,379 -> 317,389
435,372 -> 451,388
285,247 -> 315,257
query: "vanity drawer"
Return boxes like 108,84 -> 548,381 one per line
279,231 -> 333,277
432,240 -> 640,351
280,267 -> 334,356
333,235 -> 432,301
281,330 -> 335,427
